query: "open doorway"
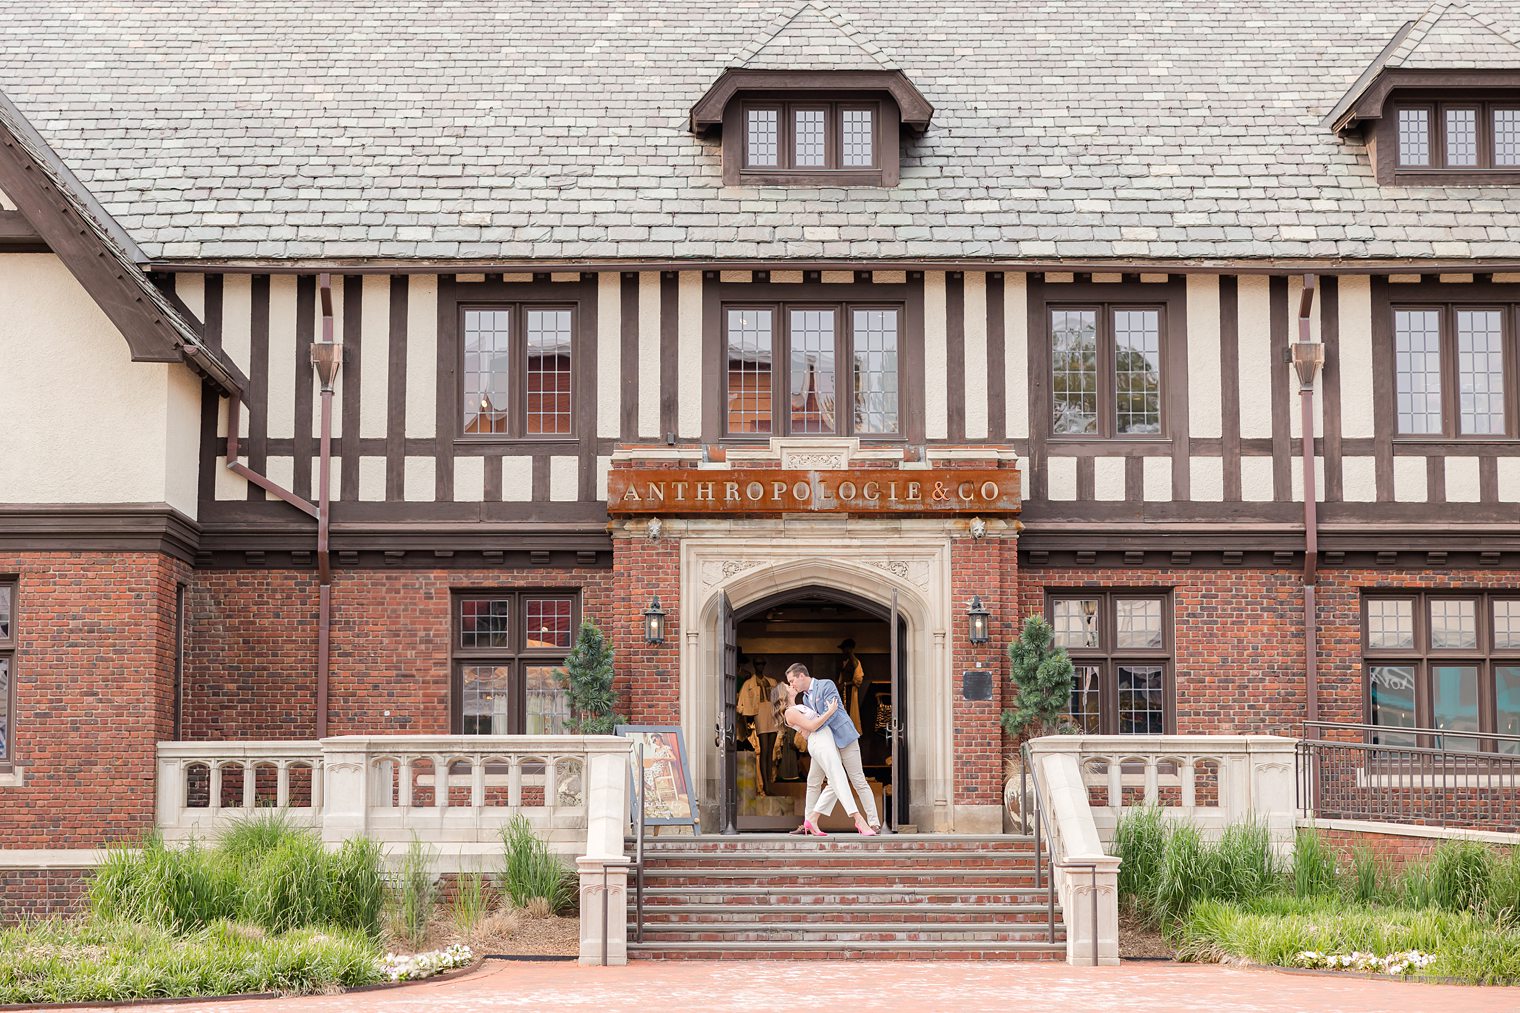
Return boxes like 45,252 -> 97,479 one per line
727,588 -> 906,832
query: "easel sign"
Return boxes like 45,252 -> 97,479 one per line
616,725 -> 700,832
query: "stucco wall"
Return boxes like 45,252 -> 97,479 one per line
0,254 -> 200,516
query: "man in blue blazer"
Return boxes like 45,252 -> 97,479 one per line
785,662 -> 882,832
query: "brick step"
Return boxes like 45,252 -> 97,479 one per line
639,887 -> 1054,906
627,940 -> 1068,961
639,926 -> 1065,944
633,834 -> 1036,854
641,904 -> 1058,926
642,851 -> 1038,869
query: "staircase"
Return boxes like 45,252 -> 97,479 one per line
627,834 -> 1066,960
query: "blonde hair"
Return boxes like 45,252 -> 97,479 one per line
770,681 -> 791,731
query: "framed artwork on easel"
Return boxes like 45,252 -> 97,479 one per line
616,725 -> 700,832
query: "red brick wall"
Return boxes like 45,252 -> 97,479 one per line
184,566 -> 615,740
609,533 -> 681,727
1019,566 -> 1308,736
952,533 -> 1016,808
0,869 -> 90,921
0,551 -> 183,849
1313,825 -> 1516,871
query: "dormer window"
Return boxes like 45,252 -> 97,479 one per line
690,69 -> 933,188
1394,100 -> 1520,172
741,101 -> 881,174
1325,6 -> 1520,186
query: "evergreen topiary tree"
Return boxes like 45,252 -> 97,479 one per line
1000,614 -> 1075,740
561,619 -> 622,734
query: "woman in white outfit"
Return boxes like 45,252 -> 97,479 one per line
772,682 -> 877,837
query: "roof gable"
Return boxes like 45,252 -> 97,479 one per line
733,1 -> 896,71
0,87 -> 245,394
1389,1 -> 1520,68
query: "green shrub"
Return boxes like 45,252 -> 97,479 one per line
1212,820 -> 1277,903
326,837 -> 386,938
1429,839 -> 1494,913
1399,860 -> 1438,909
1111,806 -> 1166,906
87,822 -> 385,939
1485,847 -> 1520,927
238,830 -> 329,934
451,871 -> 494,933
0,918 -> 381,1004
391,835 -> 438,947
1348,844 -> 1387,905
1154,823 -> 1215,926
88,836 -> 236,932
500,815 -> 574,914
1291,828 -> 1337,898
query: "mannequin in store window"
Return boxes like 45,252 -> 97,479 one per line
836,638 -> 864,734
735,655 -> 778,795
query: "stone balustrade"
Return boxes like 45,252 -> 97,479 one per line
157,735 -> 632,965
1023,734 -> 1298,967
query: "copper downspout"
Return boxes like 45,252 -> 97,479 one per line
223,275 -> 337,737
1294,275 -> 1322,726
314,274 -> 336,739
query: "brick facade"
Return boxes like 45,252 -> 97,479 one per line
0,551 -> 184,850
184,565 -> 616,740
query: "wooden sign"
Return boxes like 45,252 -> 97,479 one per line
608,467 -> 1020,516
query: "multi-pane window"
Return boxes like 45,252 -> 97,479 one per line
0,582 -> 13,766
1051,305 -> 1164,437
452,592 -> 577,735
1395,101 -> 1520,172
1363,593 -> 1520,754
741,102 -> 877,173
1049,591 -> 1172,735
724,303 -> 900,437
460,305 -> 574,437
1392,303 -> 1515,437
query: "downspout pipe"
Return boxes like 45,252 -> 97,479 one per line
1291,275 -> 1325,728
314,274 -> 337,739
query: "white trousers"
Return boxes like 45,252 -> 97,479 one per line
805,730 -> 866,819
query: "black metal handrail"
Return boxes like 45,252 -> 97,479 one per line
1299,720 -> 1520,831
1019,741 -> 1061,948
632,741 -> 646,943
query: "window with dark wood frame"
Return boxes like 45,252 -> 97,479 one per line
722,300 -> 903,439
722,94 -> 900,186
458,302 -> 576,439
1363,592 -> 1520,754
1046,590 -> 1174,734
1377,92 -> 1520,183
1389,301 -> 1518,438
451,591 -> 579,735
0,580 -> 15,768
1049,304 -> 1166,438
1393,99 -> 1520,173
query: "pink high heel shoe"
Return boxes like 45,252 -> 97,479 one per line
802,819 -> 828,837
854,815 -> 878,836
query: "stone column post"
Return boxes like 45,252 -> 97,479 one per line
318,736 -> 372,848
578,739 -> 632,966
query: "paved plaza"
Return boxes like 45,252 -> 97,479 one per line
67,959 -> 1518,1013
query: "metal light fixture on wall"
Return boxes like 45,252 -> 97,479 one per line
643,595 -> 667,645
966,594 -> 991,645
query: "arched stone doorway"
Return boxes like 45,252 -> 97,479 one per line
680,521 -> 957,832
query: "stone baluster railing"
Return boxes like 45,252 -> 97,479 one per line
157,734 -> 632,965
1023,734 -> 1298,967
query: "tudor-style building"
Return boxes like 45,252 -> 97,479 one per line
4,0 -> 1520,915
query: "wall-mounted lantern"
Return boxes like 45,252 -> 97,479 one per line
966,594 -> 991,645
643,595 -> 667,645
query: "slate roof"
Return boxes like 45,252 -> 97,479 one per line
2,0 -> 1520,266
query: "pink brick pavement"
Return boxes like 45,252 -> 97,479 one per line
59,958 -> 1518,1012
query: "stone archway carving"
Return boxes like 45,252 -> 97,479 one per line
678,521 -> 957,832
